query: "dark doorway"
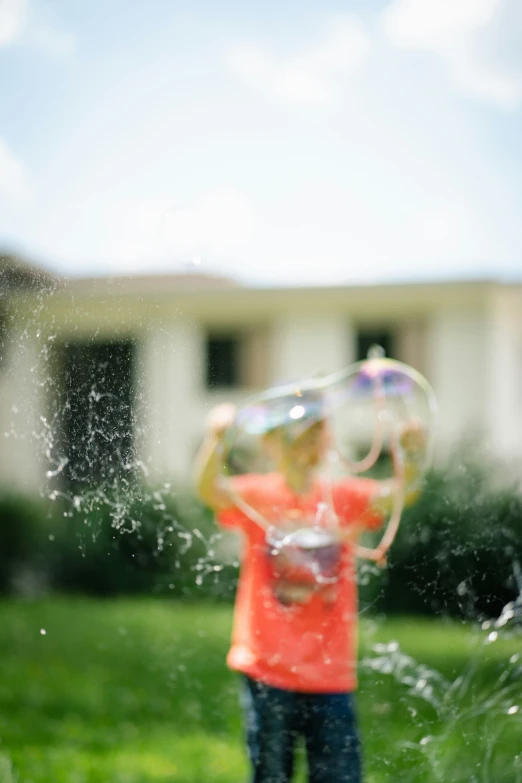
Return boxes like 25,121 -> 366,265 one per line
60,339 -> 136,487
356,328 -> 395,362
205,333 -> 240,389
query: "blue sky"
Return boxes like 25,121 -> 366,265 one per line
1,0 -> 522,285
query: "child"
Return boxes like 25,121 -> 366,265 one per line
194,391 -> 424,783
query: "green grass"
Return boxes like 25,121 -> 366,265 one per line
0,599 -> 520,782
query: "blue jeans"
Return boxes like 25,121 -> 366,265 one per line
241,676 -> 361,783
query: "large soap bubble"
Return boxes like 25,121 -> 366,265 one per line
218,351 -> 436,603
326,348 -> 437,481
325,349 -> 437,563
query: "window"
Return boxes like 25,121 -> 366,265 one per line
356,328 -> 395,362
204,326 -> 272,390
205,334 -> 240,389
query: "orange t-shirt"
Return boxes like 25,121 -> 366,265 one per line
217,473 -> 383,694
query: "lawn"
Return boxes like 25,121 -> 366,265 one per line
0,599 -> 520,782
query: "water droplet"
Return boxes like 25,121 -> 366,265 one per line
510,654 -> 519,664
457,581 -> 467,596
420,736 -> 432,745
40,629 -> 46,635
508,706 -> 519,715
487,631 -> 498,643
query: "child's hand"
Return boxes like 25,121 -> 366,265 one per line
399,418 -> 426,457
205,403 -> 237,440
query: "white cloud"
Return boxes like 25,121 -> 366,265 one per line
0,0 -> 75,56
0,0 -> 27,46
382,0 -> 522,107
0,137 -> 32,208
105,189 -> 260,272
23,16 -> 76,58
227,13 -> 370,105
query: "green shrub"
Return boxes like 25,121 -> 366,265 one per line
48,486 -> 238,599
1,449 -> 520,618
375,454 -> 522,620
0,485 -> 239,600
0,494 -> 51,593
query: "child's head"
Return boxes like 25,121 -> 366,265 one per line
263,418 -> 326,471
259,389 -> 328,480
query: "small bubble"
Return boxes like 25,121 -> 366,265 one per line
496,606 -> 515,627
40,629 -> 46,635
508,706 -> 519,715
510,654 -> 520,664
420,736 -> 432,745
487,631 -> 498,643
48,534 -> 54,541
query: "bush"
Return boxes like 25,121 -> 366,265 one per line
374,454 -> 522,620
0,485 -> 239,600
1,449 -> 520,617
48,486 -> 239,599
0,494 -> 51,594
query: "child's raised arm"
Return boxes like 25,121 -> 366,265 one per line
337,420 -> 427,554
193,403 -> 237,512
371,419 -> 427,516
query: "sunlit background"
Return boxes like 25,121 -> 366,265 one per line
1,2 -> 522,782
1,0 -> 522,284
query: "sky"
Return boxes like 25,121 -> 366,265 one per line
0,0 -> 522,286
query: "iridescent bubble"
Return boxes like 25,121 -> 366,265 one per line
326,356 -> 437,481
219,355 -> 436,576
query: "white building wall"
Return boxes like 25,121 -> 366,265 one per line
4,284 -> 522,494
271,314 -> 354,385
486,289 -> 522,459
138,320 -> 204,483
0,326 -> 45,493
425,307 -> 488,452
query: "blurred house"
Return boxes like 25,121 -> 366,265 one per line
1,253 -> 521,494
